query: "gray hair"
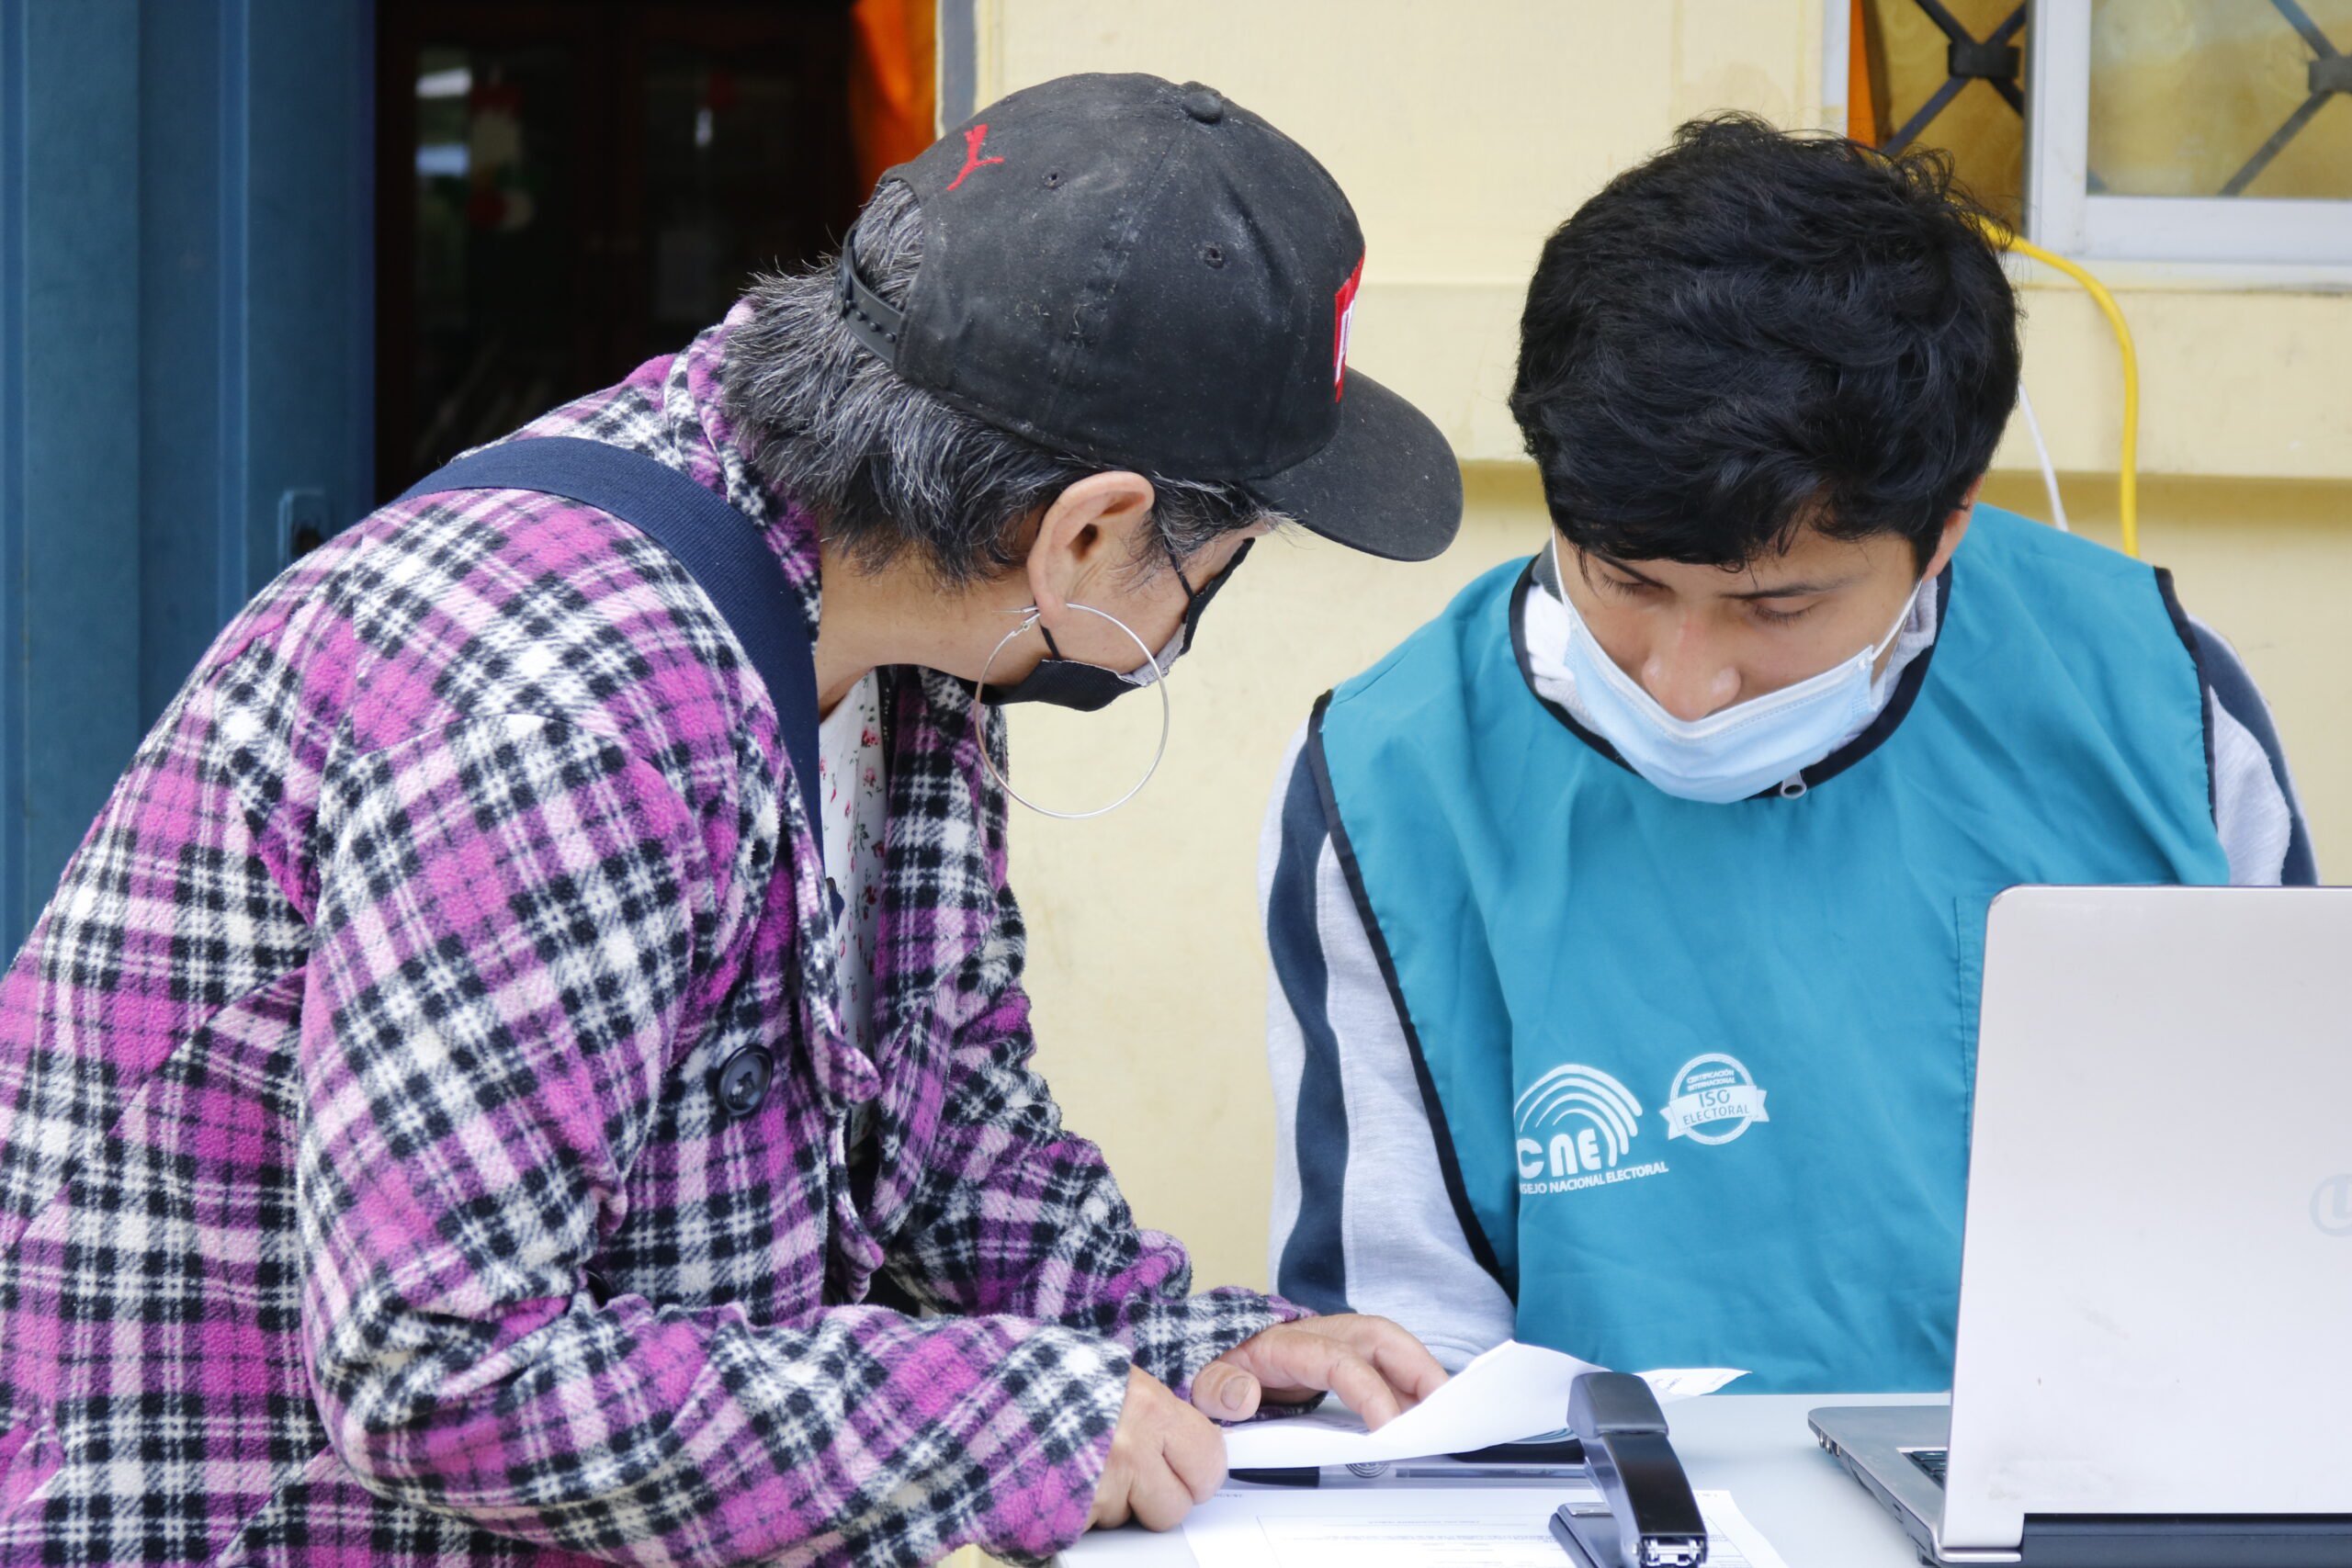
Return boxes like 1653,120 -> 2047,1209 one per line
720,180 -> 1286,587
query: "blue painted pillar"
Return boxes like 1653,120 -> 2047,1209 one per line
0,0 -> 373,953
0,0 -> 146,949
138,0 -> 376,716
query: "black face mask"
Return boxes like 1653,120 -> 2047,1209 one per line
969,537 -> 1254,712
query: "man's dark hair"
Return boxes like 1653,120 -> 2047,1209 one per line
1509,114 -> 2020,573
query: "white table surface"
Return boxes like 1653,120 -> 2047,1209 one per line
1055,1392 -> 1934,1566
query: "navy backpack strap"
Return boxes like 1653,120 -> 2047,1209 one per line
397,435 -> 824,870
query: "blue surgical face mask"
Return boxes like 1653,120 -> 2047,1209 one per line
1549,533 -> 1922,805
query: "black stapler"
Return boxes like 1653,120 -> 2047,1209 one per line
1549,1372 -> 1709,1568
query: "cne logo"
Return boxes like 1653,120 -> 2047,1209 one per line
1514,1064 -> 1669,1198
1331,254 -> 1363,400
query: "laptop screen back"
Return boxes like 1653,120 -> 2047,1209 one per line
1941,886 -> 2352,1550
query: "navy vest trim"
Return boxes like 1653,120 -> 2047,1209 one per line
1504,557 -> 1954,799
1270,741 -> 1354,1313
1305,691 -> 1511,1292
1507,559 -> 1630,773
2152,566 -> 2219,823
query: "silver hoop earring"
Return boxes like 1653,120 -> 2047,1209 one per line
968,603 -> 1172,820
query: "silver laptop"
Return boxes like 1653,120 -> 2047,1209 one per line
1812,886 -> 2352,1567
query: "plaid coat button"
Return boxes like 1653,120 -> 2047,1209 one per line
715,1046 -> 775,1118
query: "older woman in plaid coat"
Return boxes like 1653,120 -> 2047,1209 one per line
0,75 -> 1460,1567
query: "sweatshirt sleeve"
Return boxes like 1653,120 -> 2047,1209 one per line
2188,615 -> 2317,885
1261,721 -> 1516,1371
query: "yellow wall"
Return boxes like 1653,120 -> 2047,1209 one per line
972,1 -> 2352,1305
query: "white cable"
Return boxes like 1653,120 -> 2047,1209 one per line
2016,380 -> 2070,534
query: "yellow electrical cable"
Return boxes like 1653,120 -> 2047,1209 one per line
1971,217 -> 2142,558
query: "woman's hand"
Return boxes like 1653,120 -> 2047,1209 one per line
1085,1317 -> 1448,1535
1088,1366 -> 1228,1531
1187,1314 -> 1449,1427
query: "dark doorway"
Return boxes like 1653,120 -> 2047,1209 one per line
375,0 -> 865,502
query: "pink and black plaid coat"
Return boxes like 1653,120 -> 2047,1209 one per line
0,307 -> 1296,1566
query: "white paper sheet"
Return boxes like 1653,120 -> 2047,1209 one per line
1181,1484 -> 1579,1568
1694,1491 -> 1792,1568
1180,1484 -> 1785,1568
1221,1341 -> 1744,1470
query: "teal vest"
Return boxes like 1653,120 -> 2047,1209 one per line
1314,507 -> 2227,1393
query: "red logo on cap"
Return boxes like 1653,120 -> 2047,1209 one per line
1333,254 -> 1364,400
945,124 -> 1006,192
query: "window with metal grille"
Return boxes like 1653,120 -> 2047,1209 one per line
2030,0 -> 2352,265
1831,0 -> 2352,267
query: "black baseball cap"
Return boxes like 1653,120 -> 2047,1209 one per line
835,72 -> 1461,562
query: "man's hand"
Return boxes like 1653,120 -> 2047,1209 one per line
1088,1366 -> 1228,1532
1187,1314 -> 1449,1427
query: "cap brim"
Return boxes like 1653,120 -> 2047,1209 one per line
1250,370 -> 1464,563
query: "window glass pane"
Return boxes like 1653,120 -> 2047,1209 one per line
643,57 -> 825,349
408,42 -> 583,476
1860,0 -> 2026,225
2089,0 -> 2352,198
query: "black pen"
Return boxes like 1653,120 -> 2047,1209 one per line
1232,1438 -> 1599,1495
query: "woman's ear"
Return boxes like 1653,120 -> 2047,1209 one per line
1024,472 -> 1158,622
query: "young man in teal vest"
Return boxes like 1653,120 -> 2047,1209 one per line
1261,117 -> 2313,1394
